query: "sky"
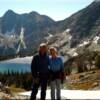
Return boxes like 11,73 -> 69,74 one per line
0,0 -> 95,21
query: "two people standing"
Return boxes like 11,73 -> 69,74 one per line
30,43 -> 64,100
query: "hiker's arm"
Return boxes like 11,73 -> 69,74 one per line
60,57 -> 64,72
60,57 -> 66,84
31,56 -> 37,78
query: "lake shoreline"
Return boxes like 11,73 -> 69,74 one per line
0,56 -> 33,73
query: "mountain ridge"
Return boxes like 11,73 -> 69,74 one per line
60,1 -> 100,39
0,9 -> 57,56
0,1 -> 100,56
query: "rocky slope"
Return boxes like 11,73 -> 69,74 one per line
58,1 -> 100,47
66,69 -> 100,90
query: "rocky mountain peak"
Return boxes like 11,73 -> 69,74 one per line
3,10 -> 17,17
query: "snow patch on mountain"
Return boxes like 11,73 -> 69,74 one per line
0,27 -> 27,53
79,41 -> 90,47
93,36 -> 100,44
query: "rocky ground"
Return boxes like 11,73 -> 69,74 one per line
0,83 -> 28,100
66,69 -> 100,90
0,92 -> 28,100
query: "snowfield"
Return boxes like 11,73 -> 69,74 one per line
18,89 -> 100,99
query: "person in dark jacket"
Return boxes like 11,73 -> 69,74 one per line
30,43 -> 49,100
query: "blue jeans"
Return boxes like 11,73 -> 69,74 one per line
30,77 -> 48,100
50,79 -> 61,100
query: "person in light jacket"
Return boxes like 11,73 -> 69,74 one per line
49,47 -> 64,100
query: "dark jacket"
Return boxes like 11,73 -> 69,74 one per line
31,53 -> 49,78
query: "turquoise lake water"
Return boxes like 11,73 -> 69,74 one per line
0,63 -> 31,73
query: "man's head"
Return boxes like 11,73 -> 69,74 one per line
39,43 -> 48,55
49,47 -> 58,57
